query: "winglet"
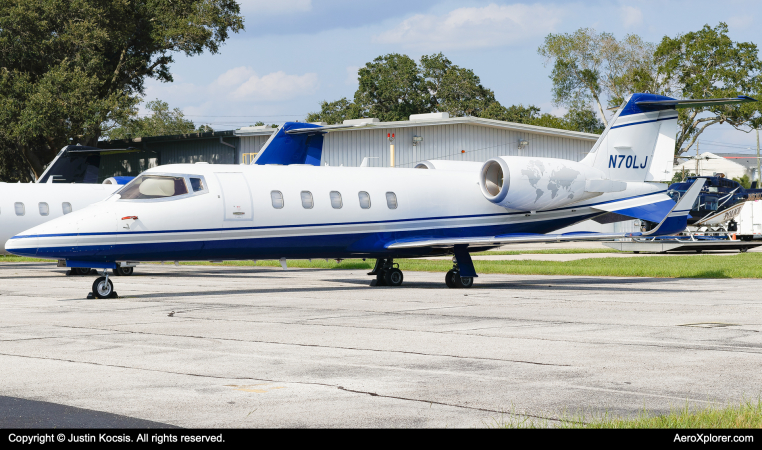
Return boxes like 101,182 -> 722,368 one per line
637,178 -> 706,237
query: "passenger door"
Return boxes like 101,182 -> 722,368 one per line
215,173 -> 253,222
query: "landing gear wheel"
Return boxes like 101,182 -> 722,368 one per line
445,269 -> 457,288
92,277 -> 115,299
454,275 -> 474,289
113,266 -> 134,276
383,268 -> 403,286
375,271 -> 387,286
72,267 -> 91,276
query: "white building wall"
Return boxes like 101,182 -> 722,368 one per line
318,123 -> 594,168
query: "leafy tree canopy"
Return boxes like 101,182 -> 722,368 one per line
0,0 -> 244,181
104,99 -> 212,140
655,22 -> 762,155
307,52 -> 602,134
733,173 -> 752,189
538,28 -> 660,127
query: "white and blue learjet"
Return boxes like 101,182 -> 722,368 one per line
4,93 -> 755,297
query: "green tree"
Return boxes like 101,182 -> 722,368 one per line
538,28 -> 662,127
655,23 -> 762,155
0,0 -> 244,181
354,53 -> 430,122
105,100 -> 212,139
306,98 -> 363,125
308,53 -> 601,134
420,53 -> 497,117
733,174 -> 752,189
479,103 -> 604,134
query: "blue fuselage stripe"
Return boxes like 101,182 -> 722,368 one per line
611,116 -> 677,129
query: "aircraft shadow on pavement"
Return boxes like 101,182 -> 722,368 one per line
0,396 -> 177,428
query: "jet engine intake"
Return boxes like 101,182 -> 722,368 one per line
479,156 -> 607,211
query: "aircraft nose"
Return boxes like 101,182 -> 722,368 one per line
4,232 -> 39,258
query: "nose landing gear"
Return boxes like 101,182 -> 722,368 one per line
89,270 -> 118,299
368,258 -> 404,286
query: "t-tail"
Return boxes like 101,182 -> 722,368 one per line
580,93 -> 756,182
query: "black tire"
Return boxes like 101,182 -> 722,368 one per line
445,269 -> 457,288
383,268 -> 403,286
375,271 -> 387,286
92,277 -> 114,299
454,275 -> 474,289
113,266 -> 134,276
72,267 -> 91,276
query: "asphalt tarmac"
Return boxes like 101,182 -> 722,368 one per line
1,262 -> 761,427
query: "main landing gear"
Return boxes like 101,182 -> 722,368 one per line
446,246 -> 478,289
446,268 -> 474,288
68,266 -> 135,276
368,258 -> 404,287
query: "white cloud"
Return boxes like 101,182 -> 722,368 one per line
237,0 -> 311,15
726,15 -> 753,30
620,6 -> 643,29
372,3 -> 564,51
208,67 -> 319,102
345,66 -> 360,86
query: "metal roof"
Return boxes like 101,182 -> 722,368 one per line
235,117 -> 600,141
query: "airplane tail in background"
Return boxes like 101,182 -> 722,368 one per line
580,93 -> 756,183
252,122 -> 325,166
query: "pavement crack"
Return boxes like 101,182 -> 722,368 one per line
0,351 -> 562,422
53,324 -> 569,367
334,386 -> 565,422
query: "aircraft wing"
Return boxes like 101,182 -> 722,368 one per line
387,179 -> 706,250
589,193 -> 676,223
386,232 -> 632,249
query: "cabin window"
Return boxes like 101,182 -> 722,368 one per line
330,191 -> 343,209
385,192 -> 398,209
190,178 -> 205,192
15,202 -> 24,216
119,175 -> 188,200
39,202 -> 49,216
271,191 -> 284,209
358,191 -> 371,209
62,202 -> 72,215
301,191 -> 314,209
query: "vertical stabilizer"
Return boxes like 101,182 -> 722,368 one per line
581,93 -> 678,182
252,122 -> 325,166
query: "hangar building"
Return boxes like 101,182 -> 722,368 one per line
99,112 -> 599,172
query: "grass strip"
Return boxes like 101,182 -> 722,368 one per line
501,400 -> 762,428
2,251 -> 760,278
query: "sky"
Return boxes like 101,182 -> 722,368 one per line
141,0 -> 762,155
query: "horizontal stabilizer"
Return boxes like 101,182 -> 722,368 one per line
636,96 -> 757,110
286,123 -> 377,135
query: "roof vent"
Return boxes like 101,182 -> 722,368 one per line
342,118 -> 380,125
409,112 -> 450,121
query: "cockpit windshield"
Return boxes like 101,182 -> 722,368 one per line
118,175 -> 188,200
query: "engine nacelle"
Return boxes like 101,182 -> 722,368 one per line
479,156 -> 607,211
